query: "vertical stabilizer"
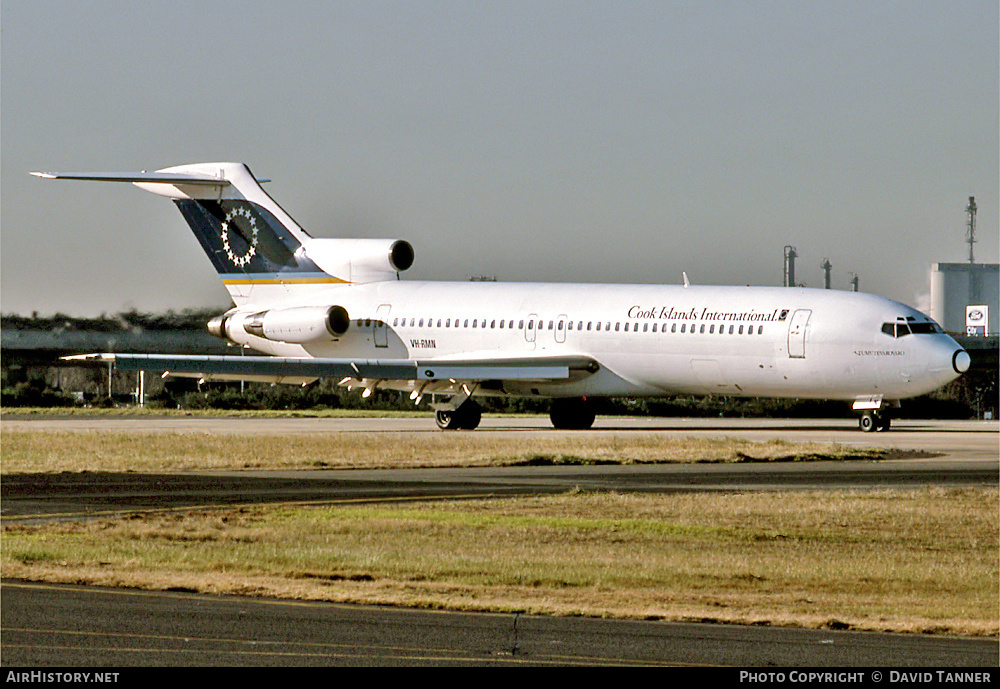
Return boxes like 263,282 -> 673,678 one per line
141,163 -> 336,306
32,163 -> 414,307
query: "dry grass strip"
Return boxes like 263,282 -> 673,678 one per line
4,489 -> 996,636
1,428 -> 885,473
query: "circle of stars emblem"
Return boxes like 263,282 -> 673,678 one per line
221,207 -> 259,267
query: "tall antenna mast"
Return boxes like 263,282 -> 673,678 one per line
966,196 -> 977,265
820,258 -> 832,289
783,246 -> 798,287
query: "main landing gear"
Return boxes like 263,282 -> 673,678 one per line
549,397 -> 596,430
435,400 -> 482,430
435,398 -> 598,431
859,410 -> 891,433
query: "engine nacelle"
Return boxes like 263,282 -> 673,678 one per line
239,305 -> 350,344
303,238 -> 414,283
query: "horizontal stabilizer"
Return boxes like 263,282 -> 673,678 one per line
31,171 -> 234,186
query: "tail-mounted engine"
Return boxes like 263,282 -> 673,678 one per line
303,238 -> 414,283
209,305 -> 350,344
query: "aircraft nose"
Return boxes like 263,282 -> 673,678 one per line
952,349 -> 971,374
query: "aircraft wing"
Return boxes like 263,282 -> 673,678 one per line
63,353 -> 599,387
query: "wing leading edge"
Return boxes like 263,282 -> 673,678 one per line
63,353 -> 599,387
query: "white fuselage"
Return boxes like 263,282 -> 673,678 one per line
32,162 -> 967,410
223,281 -> 965,402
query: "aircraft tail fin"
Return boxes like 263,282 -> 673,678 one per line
32,163 -> 413,306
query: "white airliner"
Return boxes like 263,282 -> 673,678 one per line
33,162 -> 970,432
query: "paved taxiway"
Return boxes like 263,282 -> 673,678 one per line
3,415 -> 997,667
4,413 -> 998,449
4,414 -> 998,460
3,580 -> 997,667
2,416 -> 996,520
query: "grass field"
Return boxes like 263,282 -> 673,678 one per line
1,421 -> 996,636
1,426 -> 887,472
3,490 -> 996,635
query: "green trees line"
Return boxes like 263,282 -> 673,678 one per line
2,309 -> 994,418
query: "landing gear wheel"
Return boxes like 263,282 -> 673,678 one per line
549,398 -> 596,430
435,401 -> 482,430
859,411 -> 891,432
435,410 -> 457,430
457,402 -> 482,430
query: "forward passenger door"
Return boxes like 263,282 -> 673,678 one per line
787,309 -> 811,358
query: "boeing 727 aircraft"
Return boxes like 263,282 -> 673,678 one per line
33,162 -> 970,431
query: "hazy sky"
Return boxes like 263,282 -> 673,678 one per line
3,0 -> 997,316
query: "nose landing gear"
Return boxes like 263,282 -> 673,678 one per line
854,395 -> 894,432
859,410 -> 891,432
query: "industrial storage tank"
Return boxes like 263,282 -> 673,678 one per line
929,262 -> 999,335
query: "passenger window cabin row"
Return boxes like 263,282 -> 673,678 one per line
372,317 -> 766,336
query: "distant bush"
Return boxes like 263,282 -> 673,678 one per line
1,379 -> 78,407
3,308 -> 993,419
1,307 -> 227,333
166,382 -> 354,412
132,378 -> 992,419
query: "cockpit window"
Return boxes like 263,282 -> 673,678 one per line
881,319 -> 942,337
881,322 -> 910,337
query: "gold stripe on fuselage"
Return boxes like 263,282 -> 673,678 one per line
221,277 -> 349,285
